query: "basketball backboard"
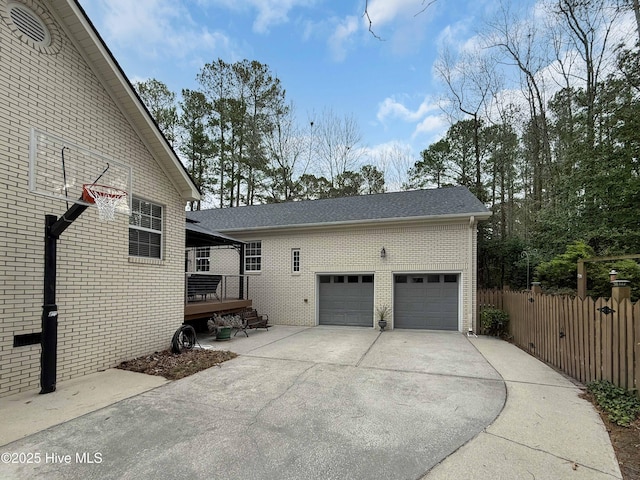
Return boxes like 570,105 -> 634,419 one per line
29,128 -> 132,214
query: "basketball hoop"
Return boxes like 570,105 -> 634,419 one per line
82,184 -> 129,221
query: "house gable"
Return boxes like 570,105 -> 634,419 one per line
0,0 -> 195,397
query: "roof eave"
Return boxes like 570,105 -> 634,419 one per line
52,0 -> 200,202
214,211 -> 493,234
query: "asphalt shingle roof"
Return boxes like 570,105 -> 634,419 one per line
187,186 -> 490,232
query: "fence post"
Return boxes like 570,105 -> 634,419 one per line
611,280 -> 631,303
531,282 -> 542,294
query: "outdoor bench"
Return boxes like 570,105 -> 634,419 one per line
187,274 -> 221,301
234,308 -> 270,337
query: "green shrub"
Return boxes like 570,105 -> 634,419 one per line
480,308 -> 509,337
588,259 -> 640,300
587,380 -> 640,427
535,240 -> 595,291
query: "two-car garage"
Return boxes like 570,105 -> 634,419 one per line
317,273 -> 459,331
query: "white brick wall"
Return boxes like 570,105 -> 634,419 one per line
0,0 -> 186,397
219,221 -> 479,332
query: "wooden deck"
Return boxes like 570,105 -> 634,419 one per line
184,298 -> 252,322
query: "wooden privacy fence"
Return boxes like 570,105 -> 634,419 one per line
477,289 -> 640,395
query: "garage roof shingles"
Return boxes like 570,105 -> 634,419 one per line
188,186 -> 490,232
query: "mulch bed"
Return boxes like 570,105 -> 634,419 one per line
116,348 -> 237,380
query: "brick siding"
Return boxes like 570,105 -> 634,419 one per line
211,221 -> 478,332
0,0 -> 186,397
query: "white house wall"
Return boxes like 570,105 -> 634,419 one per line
220,221 -> 478,332
0,0 -> 186,396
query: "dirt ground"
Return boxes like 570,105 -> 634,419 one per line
581,391 -> 640,480
116,348 -> 237,380
117,348 -> 639,479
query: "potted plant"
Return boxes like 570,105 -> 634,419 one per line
376,305 -> 390,331
208,315 -> 233,341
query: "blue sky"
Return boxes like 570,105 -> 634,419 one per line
78,0 -> 531,180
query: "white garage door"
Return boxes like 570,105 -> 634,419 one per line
318,275 -> 374,327
394,274 -> 459,330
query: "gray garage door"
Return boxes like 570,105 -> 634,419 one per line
394,274 -> 459,330
319,275 -> 374,326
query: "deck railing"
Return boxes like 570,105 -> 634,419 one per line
185,272 -> 249,304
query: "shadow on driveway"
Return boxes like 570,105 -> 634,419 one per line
1,327 -> 505,480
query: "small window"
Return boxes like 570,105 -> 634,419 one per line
292,248 -> 300,273
319,275 -> 331,283
129,197 -> 163,259
362,275 -> 374,283
334,276 -> 345,283
427,275 -> 440,283
348,276 -> 359,283
196,247 -> 210,272
444,274 -> 458,283
245,241 -> 262,272
412,277 -> 424,283
395,276 -> 407,284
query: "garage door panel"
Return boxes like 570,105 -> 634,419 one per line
319,275 -> 373,327
394,274 -> 458,330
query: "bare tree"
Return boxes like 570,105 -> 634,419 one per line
372,142 -> 415,191
634,0 -> 640,42
263,103 -> 310,202
554,0 -> 620,149
485,1 -> 553,212
434,46 -> 498,202
313,108 -> 363,186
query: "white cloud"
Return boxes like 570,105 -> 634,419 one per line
414,114 -> 448,137
91,0 -> 230,61
375,96 -> 449,155
204,0 -> 315,33
364,0 -> 435,27
327,15 -> 359,61
377,96 -> 440,123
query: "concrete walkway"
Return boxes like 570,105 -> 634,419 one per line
0,369 -> 168,447
425,336 -> 622,479
0,327 -> 622,479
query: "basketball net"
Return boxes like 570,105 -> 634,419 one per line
82,184 -> 129,221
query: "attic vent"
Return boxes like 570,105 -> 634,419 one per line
8,3 -> 50,45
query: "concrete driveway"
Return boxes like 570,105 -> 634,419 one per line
1,327 -> 505,480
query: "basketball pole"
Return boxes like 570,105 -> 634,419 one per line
40,202 -> 88,394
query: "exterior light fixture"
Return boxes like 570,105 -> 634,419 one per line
609,269 -> 617,282
380,247 -> 386,259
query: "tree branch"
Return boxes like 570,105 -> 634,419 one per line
415,0 -> 438,18
363,0 -> 384,40
363,0 -> 439,40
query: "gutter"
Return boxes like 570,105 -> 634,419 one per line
213,211 -> 493,234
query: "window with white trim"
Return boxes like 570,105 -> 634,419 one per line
291,248 -> 300,273
196,247 -> 210,272
245,241 -> 262,272
129,197 -> 163,259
